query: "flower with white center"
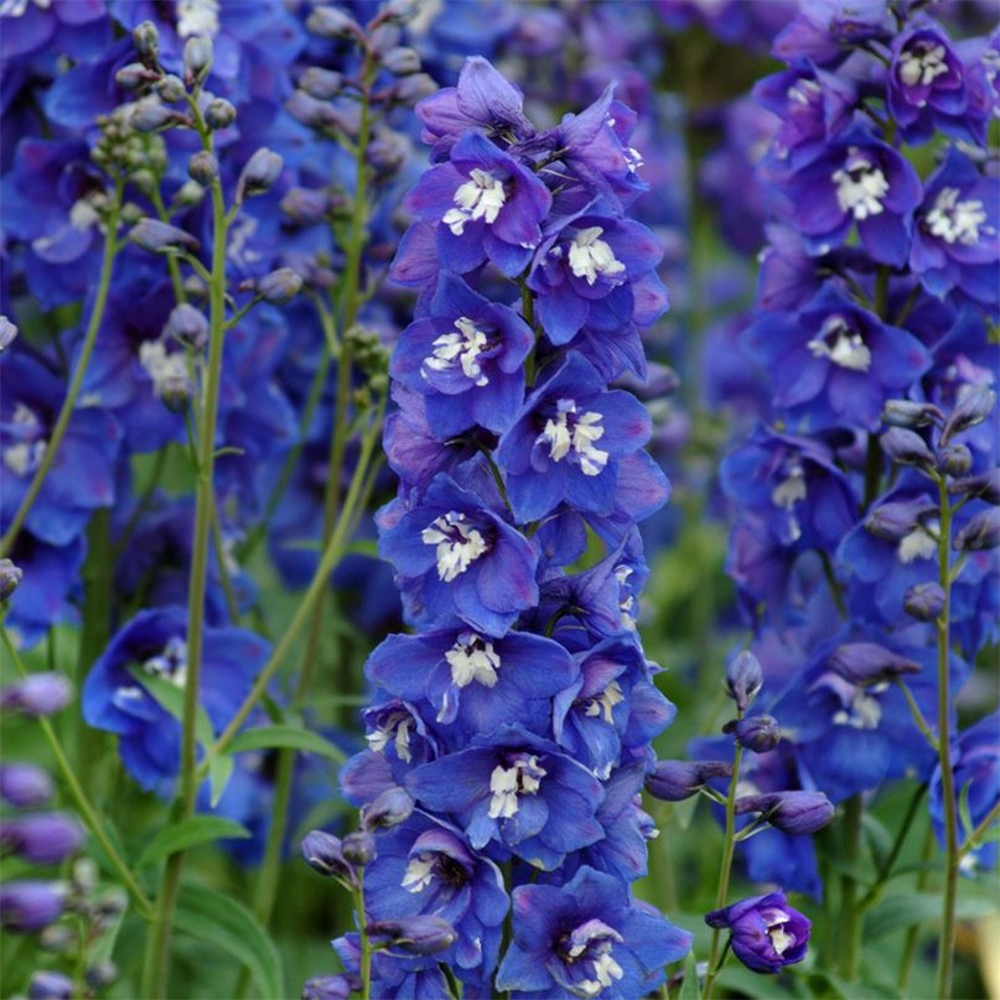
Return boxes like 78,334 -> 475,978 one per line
421,511 -> 490,583
422,317 -> 490,386
445,632 -> 500,688
401,855 -> 435,893
584,681 -> 624,724
562,921 -> 626,998
832,687 -> 882,730
3,403 -> 47,477
142,636 -> 188,689
806,316 -> 872,372
488,754 -> 546,819
833,148 -> 889,220
762,909 -> 796,956
568,227 -> 626,286
542,399 -> 609,476
366,710 -> 413,763
898,41 -> 949,88
925,187 -> 988,246
442,169 -> 506,236
139,341 -> 191,399
897,521 -> 938,563
0,0 -> 51,16
176,0 -> 220,39
771,463 -> 807,511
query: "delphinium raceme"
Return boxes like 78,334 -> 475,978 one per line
300,54 -> 693,999
707,2 -> 998,995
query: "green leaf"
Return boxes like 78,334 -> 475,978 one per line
678,952 -> 700,1000
136,816 -> 250,870
175,883 -> 283,998
127,666 -> 214,751
345,538 -> 379,558
861,813 -> 894,873
865,892 -> 999,939
227,725 -> 347,763
209,753 -> 234,808
959,781 -> 975,841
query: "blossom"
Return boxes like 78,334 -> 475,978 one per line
705,890 -> 810,974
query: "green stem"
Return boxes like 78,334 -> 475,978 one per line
899,824 -> 936,993
356,874 -> 373,1000
1,626 -> 153,919
959,800 -> 1000,858
0,178 -> 124,558
145,109 -> 231,1000
933,475 -> 960,1000
838,795 -> 864,982
858,783 -> 927,911
702,740 -> 744,1000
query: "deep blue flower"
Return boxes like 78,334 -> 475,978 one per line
496,865 -> 691,999
405,723 -> 605,871
705,890 -> 810,974
378,474 -> 539,637
390,272 -> 534,438
82,607 -> 268,797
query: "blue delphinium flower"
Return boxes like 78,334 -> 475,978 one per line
705,891 -> 810,974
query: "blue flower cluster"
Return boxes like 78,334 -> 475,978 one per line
332,56 -> 692,999
708,0 -> 999,895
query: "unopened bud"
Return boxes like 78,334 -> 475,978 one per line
156,74 -> 185,104
726,650 -> 763,714
937,443 -> 972,478
393,73 -> 437,106
129,218 -> 200,254
159,375 -> 194,414
735,790 -> 835,835
0,558 -> 23,602
300,830 -> 358,888
384,0 -> 419,21
172,180 -> 205,208
367,128 -> 408,175
954,507 -> 1000,552
204,97 -> 236,130
361,786 -> 414,830
366,915 -> 457,956
0,764 -> 53,808
115,62 -> 161,90
0,316 -> 17,352
133,20 -> 159,63
0,814 -> 84,865
726,714 -> 782,754
236,148 -> 283,204
645,759 -> 732,802
381,46 -> 421,76
188,150 -> 218,186
299,67 -> 343,100
306,7 -> 360,38
864,497 -> 937,542
27,970 -> 73,1000
881,427 -> 934,467
950,468 -> 1000,505
829,642 -> 920,684
130,97 -> 176,133
302,975 -> 353,1000
254,268 -> 303,305
183,36 -> 213,85
341,831 -> 377,866
941,385 -> 996,445
1,674 -> 72,717
882,399 -> 944,429
0,881 -> 67,933
281,187 -> 330,226
164,303 -> 208,349
904,582 -> 945,622
84,960 -> 118,991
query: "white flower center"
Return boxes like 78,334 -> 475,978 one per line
140,341 -> 190,399
422,511 -> 489,583
445,632 -> 500,688
176,0 -> 220,39
422,317 -> 490,386
142,636 -> 188,689
807,316 -> 872,372
542,399 -> 609,476
763,909 -> 796,956
578,953 -> 625,997
584,680 -> 624,723
0,0 -> 51,16
366,710 -> 413,763
564,922 -> 626,998
898,41 -> 949,88
925,187 -> 988,246
833,148 -> 889,221
771,463 -> 807,511
567,227 -> 626,286
832,688 -> 882,729
898,521 -> 938,564
487,754 -> 546,819
442,168 -> 506,236
2,403 -> 47,477
401,856 -> 435,894
788,77 -> 821,106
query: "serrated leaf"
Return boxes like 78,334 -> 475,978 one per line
175,883 -> 283,998
209,753 -> 234,808
127,666 -> 214,751
227,725 -> 347,763
679,952 -> 700,1000
865,892 -> 999,939
137,816 -> 250,870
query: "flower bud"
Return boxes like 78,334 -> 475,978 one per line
941,384 -> 996,445
0,764 -> 53,808
129,218 -> 200,255
360,786 -> 414,830
27,971 -> 73,1000
156,74 -> 186,103
1,814 -> 85,865
281,187 -> 330,226
392,73 -> 437,107
0,316 -> 17,352
726,650 -> 763,713
950,468 -> 1000,505
882,399 -> 944,429
187,151 -> 219,185
937,443 -> 972,478
367,128 -> 408,176
1,674 -> 73,717
302,975 -> 354,1000
735,790 -> 835,835
705,891 -> 810,974
645,759 -> 733,802
40,924 -> 75,952
366,915 -> 457,956
384,0 -> 419,21
253,268 -> 303,305
864,497 -> 937,542
300,830 -> 358,887
85,960 -> 118,991
172,179 -> 205,208
829,642 -> 920,684
0,558 -> 23,602
954,507 -> 1000,552
880,427 -> 934,467
164,303 -> 209,349
159,374 -> 195,414
904,582 -> 946,622
115,62 -> 162,90
341,830 -> 377,866
0,880 -> 67,932
204,97 -> 236,130
305,7 -> 360,38
236,148 -> 283,204
129,97 -> 177,133
183,36 -> 213,85
133,20 -> 160,63
299,67 -> 343,100
727,714 -> 782,753
71,857 -> 98,896
381,46 -> 421,76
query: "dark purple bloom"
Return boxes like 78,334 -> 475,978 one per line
730,714 -> 782,754
0,880 -> 66,933
390,272 -> 533,437
0,813 -> 84,865
403,131 -> 551,278
772,0 -> 891,68
496,865 -> 691,998
378,474 -> 539,637
705,890 -> 810,973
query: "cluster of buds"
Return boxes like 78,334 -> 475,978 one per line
90,105 -> 168,200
